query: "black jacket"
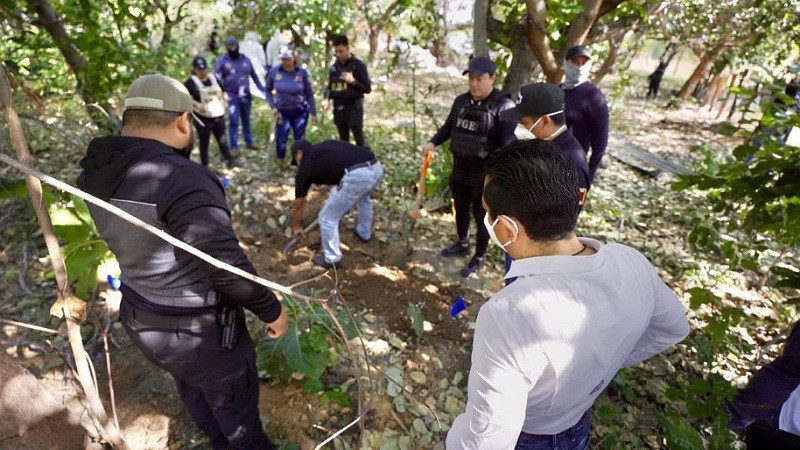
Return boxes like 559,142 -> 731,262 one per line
325,55 -> 371,105
77,136 -> 281,322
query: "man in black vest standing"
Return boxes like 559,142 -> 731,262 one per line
322,34 -> 371,146
422,57 -> 516,277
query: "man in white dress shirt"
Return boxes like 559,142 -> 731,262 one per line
446,139 -> 690,449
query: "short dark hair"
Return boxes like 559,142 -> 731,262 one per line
291,139 -> 313,163
331,34 -> 348,47
483,140 -> 580,241
122,110 -> 182,129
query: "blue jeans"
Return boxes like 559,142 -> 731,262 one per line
228,95 -> 253,150
275,108 -> 308,160
515,411 -> 590,450
318,163 -> 383,263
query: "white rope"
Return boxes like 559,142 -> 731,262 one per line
0,152 -> 317,303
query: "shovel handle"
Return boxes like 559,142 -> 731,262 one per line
411,152 -> 432,219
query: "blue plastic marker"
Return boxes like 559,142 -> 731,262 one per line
450,296 -> 466,317
106,275 -> 121,291
221,175 -> 230,189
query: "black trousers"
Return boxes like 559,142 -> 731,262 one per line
333,99 -> 365,146
196,115 -> 232,166
120,301 -> 275,450
450,173 -> 489,258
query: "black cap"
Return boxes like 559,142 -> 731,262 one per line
500,83 -> 564,122
565,45 -> 591,61
463,57 -> 497,76
192,56 -> 207,70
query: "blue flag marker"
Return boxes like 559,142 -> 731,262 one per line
106,275 -> 121,291
450,296 -> 466,317
221,175 -> 230,189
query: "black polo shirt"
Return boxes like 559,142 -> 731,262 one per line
295,140 -> 376,198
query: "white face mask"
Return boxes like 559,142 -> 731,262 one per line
515,110 -> 564,140
563,61 -> 592,89
483,213 -> 519,251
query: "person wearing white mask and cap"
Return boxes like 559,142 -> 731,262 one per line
500,82 -> 590,284
562,45 -> 609,183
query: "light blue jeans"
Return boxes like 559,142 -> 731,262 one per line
318,163 -> 383,263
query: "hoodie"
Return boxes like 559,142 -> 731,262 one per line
77,136 -> 281,323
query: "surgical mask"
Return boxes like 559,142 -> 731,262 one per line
483,213 -> 519,251
516,110 -> 564,140
563,61 -> 591,89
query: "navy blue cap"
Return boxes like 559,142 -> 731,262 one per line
226,37 -> 238,47
463,57 -> 497,76
192,56 -> 207,70
566,45 -> 591,61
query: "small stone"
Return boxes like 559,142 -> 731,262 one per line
398,436 -> 412,450
412,418 -> 428,434
364,313 -> 376,323
423,320 -> 434,332
451,371 -> 464,386
278,215 -> 287,225
438,379 -> 449,390
387,333 -> 407,350
364,339 -> 391,356
266,218 -> 277,229
410,371 -> 427,385
445,395 -> 461,414
284,227 -> 292,238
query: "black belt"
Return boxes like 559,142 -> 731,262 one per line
345,160 -> 377,173
125,301 -> 218,329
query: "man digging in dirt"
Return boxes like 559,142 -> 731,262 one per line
76,74 -> 289,450
447,140 -> 689,449
422,56 -> 516,278
290,138 -> 383,269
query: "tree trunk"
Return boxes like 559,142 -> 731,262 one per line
677,43 -> 727,100
503,34 -> 536,97
524,0 -> 562,83
716,72 -> 739,119
728,70 -> 749,121
590,31 -> 626,85
368,26 -> 379,62
24,0 -> 119,132
473,0 -> 490,57
702,70 -> 725,107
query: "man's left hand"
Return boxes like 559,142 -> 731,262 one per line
293,227 -> 306,238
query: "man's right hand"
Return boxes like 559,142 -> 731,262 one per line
266,306 -> 289,338
422,142 -> 435,158
321,99 -> 329,111
292,227 -> 306,238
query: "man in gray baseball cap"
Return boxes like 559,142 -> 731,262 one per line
78,73 -> 288,449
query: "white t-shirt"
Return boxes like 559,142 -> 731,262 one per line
446,238 -> 690,449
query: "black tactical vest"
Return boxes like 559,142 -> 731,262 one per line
450,90 -> 505,159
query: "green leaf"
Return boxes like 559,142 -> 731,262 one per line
662,416 -> 705,450
407,302 -> 423,343
303,378 -> 325,393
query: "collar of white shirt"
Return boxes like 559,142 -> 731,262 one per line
505,237 -> 604,279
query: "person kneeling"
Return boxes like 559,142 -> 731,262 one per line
291,139 -> 383,269
447,139 -> 690,449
